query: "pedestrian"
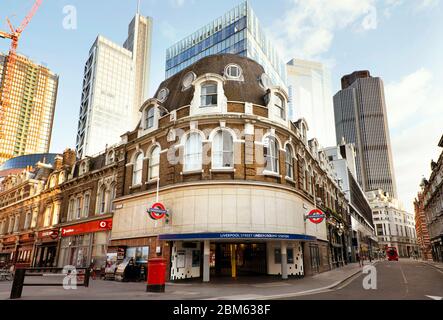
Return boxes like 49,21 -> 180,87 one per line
356,252 -> 361,267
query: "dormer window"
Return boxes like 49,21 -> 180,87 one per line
107,151 -> 115,164
225,64 -> 243,80
201,82 -> 218,107
145,107 -> 155,129
274,94 -> 286,120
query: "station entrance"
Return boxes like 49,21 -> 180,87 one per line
209,242 -> 267,277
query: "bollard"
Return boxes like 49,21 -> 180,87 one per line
10,269 -> 26,300
84,268 -> 90,288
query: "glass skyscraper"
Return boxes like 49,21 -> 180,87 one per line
76,14 -> 153,158
165,1 -> 286,88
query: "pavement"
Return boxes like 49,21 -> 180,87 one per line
285,259 -> 443,300
0,259 -> 441,300
0,261 -> 373,300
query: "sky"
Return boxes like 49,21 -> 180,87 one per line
0,0 -> 442,212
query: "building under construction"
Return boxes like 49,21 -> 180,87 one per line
0,0 -> 58,165
0,53 -> 58,165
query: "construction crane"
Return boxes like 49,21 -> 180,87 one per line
0,0 -> 43,140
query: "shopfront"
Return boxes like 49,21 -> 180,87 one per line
0,236 -> 17,267
58,218 -> 112,271
15,233 -> 36,268
34,229 -> 59,267
161,233 -> 314,282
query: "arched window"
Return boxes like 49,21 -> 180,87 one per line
274,94 -> 286,120
43,207 -> 52,227
149,146 -> 160,180
98,186 -> 106,214
184,133 -> 202,172
49,176 -> 57,188
200,82 -> 218,107
83,193 -> 90,217
133,152 -> 144,186
108,184 -> 117,212
75,197 -> 83,219
24,212 -> 32,229
264,136 -> 279,174
212,130 -> 234,169
14,214 -> 20,231
68,198 -> 75,221
285,145 -> 294,179
107,151 -> 115,164
145,107 -> 155,129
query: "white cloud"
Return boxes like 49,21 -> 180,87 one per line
385,69 -> 443,212
169,0 -> 187,8
417,0 -> 440,9
270,0 -> 378,59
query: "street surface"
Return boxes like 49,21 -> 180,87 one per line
289,260 -> 443,300
0,260 -> 441,300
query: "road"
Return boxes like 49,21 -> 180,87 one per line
289,260 -> 443,300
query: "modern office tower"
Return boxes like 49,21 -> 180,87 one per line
0,53 -> 58,165
333,70 -> 398,198
286,59 -> 336,147
76,14 -> 152,158
165,1 -> 287,88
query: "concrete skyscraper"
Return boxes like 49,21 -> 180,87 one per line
286,59 -> 336,147
333,71 -> 398,198
0,54 -> 58,165
76,14 -> 152,158
165,1 -> 287,88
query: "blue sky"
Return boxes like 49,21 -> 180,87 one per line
1,0 -> 442,211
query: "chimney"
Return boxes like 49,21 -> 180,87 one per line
62,149 -> 77,168
53,155 -> 63,170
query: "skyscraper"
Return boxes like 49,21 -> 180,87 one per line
286,59 -> 336,147
165,1 -> 286,88
0,53 -> 58,165
333,71 -> 398,198
76,14 -> 152,158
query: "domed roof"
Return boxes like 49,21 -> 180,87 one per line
152,54 -> 269,111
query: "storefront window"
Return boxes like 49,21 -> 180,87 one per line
126,246 -> 149,265
91,232 -> 109,270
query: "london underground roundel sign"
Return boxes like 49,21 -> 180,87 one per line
308,209 -> 326,224
148,202 -> 168,220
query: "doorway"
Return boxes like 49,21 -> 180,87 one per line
210,243 -> 267,277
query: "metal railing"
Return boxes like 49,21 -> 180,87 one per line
10,267 -> 90,299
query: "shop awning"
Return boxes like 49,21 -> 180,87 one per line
158,232 -> 317,242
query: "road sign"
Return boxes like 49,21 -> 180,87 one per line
148,202 -> 168,220
307,209 -> 326,224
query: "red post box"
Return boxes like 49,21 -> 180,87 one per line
146,258 -> 167,292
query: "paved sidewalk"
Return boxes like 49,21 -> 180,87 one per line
0,261 -> 376,300
422,260 -> 443,273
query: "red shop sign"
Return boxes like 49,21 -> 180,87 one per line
38,230 -> 59,240
61,219 -> 112,237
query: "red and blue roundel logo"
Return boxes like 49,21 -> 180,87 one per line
148,203 -> 168,220
308,209 -> 326,224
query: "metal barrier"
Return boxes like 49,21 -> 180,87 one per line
10,267 -> 90,299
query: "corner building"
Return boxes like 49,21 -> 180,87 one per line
111,54 -> 349,281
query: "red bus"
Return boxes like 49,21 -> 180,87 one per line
386,247 -> 399,261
